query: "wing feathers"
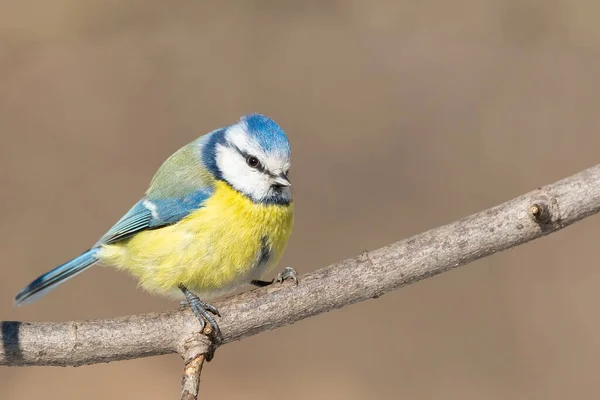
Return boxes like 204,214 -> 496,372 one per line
96,189 -> 212,246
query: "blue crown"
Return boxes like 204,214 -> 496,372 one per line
242,114 -> 291,157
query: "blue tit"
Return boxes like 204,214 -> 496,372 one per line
15,113 -> 296,338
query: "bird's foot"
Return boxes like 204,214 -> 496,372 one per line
189,297 -> 221,338
179,285 -> 222,344
275,266 -> 298,285
251,266 -> 299,287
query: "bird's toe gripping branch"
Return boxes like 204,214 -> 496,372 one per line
275,266 -> 298,285
179,285 -> 222,343
251,266 -> 299,288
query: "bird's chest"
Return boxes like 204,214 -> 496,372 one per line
180,185 -> 294,281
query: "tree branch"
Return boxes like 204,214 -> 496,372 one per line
2,164 -> 600,374
180,340 -> 207,400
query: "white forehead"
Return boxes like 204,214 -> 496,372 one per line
224,123 -> 291,172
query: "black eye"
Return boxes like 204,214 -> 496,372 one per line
246,155 -> 260,168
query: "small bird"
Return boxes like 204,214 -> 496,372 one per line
15,114 -> 296,338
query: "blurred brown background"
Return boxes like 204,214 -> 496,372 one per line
2,1 -> 600,399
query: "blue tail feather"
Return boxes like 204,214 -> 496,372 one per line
15,248 -> 99,306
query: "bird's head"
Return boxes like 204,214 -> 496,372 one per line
206,114 -> 292,205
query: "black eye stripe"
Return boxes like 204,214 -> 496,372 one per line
231,145 -> 266,171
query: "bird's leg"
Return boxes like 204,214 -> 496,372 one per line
251,266 -> 299,287
250,279 -> 272,287
179,285 -> 222,340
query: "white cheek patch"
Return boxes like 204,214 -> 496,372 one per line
215,144 -> 272,201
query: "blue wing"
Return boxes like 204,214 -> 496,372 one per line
96,188 -> 212,245
96,129 -> 224,245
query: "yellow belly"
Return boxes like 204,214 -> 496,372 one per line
97,181 -> 294,299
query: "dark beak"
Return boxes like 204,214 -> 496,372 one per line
271,173 -> 291,187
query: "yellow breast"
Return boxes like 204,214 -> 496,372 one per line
98,181 -> 294,298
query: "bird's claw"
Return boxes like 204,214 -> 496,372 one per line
189,299 -> 221,340
203,302 -> 221,317
180,286 -> 222,342
275,266 -> 298,285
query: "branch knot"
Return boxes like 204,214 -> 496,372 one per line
529,191 -> 562,231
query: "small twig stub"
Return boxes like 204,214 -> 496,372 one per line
530,202 -> 550,223
529,190 -> 563,232
181,353 -> 205,400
